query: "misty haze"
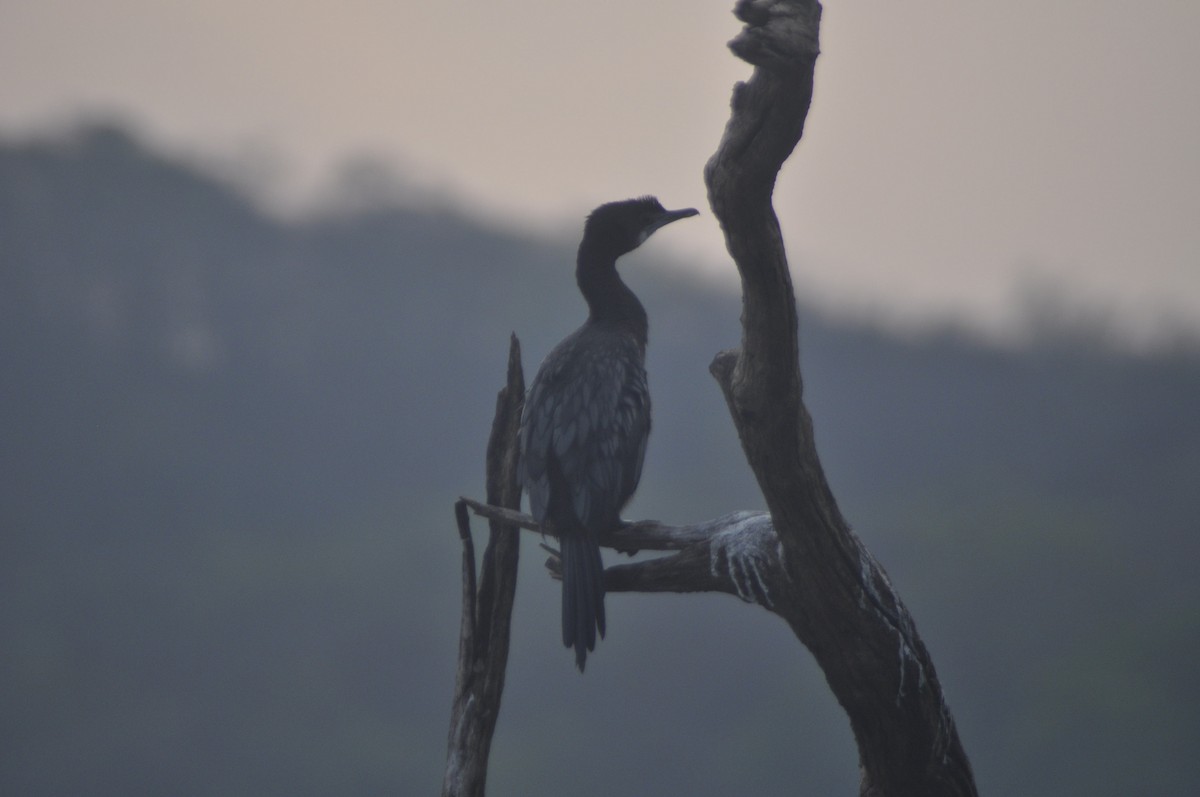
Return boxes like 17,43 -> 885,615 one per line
1,125 -> 1198,796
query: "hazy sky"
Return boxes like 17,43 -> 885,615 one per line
3,1 -> 1198,344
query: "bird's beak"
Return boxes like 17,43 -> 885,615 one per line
654,207 -> 700,232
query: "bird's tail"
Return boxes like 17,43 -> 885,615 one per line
560,527 -> 606,671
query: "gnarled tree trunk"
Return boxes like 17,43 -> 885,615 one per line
701,2 -> 977,794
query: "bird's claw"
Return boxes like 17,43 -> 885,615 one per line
540,542 -> 564,580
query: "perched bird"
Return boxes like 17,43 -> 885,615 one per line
519,196 -> 698,670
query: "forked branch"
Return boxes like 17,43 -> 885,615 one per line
460,499 -> 785,602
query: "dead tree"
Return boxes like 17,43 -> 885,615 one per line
442,339 -> 523,797
444,1 -> 978,795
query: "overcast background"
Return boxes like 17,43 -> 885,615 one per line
3,0 -> 1197,345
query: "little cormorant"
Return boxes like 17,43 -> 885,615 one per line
519,196 -> 698,670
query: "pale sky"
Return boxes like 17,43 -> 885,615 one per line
3,1 -> 1198,345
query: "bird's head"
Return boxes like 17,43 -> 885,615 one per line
582,196 -> 699,258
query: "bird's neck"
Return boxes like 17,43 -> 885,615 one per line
576,248 -> 648,345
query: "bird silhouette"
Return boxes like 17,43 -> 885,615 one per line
519,196 -> 698,670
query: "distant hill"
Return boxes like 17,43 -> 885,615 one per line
2,124 -> 1197,797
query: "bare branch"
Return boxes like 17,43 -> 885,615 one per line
459,497 -> 766,553
458,498 -> 539,534
461,498 -> 790,608
442,336 -> 525,797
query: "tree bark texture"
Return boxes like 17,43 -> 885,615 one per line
441,337 -> 524,797
702,2 -> 978,795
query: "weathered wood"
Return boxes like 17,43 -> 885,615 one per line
461,500 -> 785,600
704,1 -> 978,794
441,336 -> 524,797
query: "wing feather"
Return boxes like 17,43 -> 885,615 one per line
519,327 -> 650,532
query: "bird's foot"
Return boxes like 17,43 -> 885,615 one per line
609,519 -> 641,556
539,542 -> 564,580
